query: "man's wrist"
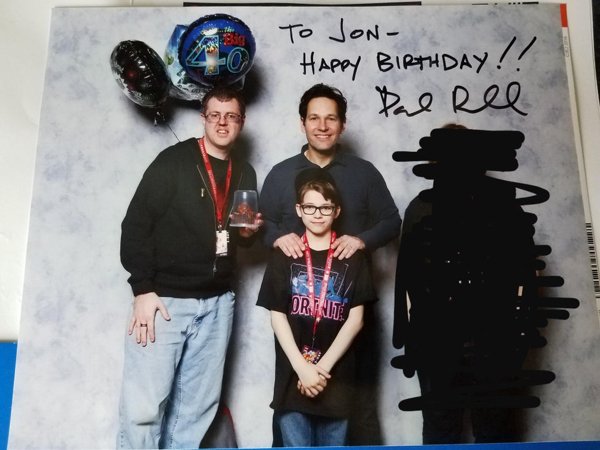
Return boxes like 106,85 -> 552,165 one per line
273,235 -> 284,248
355,235 -> 368,250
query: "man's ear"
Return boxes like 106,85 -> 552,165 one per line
300,117 -> 306,134
334,206 -> 341,219
296,203 -> 303,218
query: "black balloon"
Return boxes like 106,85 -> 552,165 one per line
110,40 -> 170,108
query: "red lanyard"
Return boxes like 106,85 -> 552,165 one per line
302,231 -> 336,339
199,138 -> 232,230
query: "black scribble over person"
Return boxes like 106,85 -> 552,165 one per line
391,125 -> 579,444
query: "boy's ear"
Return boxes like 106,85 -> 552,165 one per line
334,205 -> 341,219
296,203 -> 302,218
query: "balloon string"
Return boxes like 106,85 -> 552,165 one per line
166,121 -> 180,142
152,110 -> 180,142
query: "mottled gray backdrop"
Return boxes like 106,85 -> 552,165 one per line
8,5 -> 600,448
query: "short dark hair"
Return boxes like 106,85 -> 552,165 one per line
201,87 -> 246,117
298,83 -> 347,123
295,168 -> 340,206
441,122 -> 467,130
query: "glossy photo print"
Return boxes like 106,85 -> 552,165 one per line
8,4 -> 600,449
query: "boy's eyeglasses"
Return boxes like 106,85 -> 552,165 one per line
203,112 -> 243,123
300,204 -> 336,216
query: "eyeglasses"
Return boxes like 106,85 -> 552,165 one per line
203,112 -> 243,124
299,204 -> 336,216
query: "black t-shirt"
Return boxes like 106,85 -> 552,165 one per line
208,154 -> 229,198
257,248 -> 377,418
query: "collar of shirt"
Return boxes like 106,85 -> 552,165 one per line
295,143 -> 348,169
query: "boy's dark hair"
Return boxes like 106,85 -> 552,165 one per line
295,168 -> 340,206
298,83 -> 347,123
201,87 -> 246,117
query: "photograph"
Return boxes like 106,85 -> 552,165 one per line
7,3 -> 600,448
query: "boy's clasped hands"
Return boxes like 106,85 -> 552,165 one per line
296,361 -> 331,398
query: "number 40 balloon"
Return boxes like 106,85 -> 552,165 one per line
178,14 -> 256,87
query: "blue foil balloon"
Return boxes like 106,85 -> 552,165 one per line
165,25 -> 209,101
178,14 -> 256,87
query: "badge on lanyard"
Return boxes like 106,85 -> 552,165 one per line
216,230 -> 229,256
301,345 -> 322,364
198,138 -> 233,257
301,231 -> 336,365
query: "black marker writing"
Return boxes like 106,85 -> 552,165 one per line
392,127 -> 579,412
516,36 -> 537,71
279,23 -> 313,44
376,85 -> 433,117
498,36 -> 517,69
498,36 -> 537,71
377,51 -> 488,74
518,37 -> 537,60
452,82 -> 527,116
329,17 -> 381,43
300,51 -> 361,81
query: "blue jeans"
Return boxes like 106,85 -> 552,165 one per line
117,292 -> 235,449
276,411 -> 348,447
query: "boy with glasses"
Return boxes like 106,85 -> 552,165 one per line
118,87 -> 261,449
257,168 -> 377,447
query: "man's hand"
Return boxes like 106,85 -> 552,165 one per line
274,233 -> 305,259
237,212 -> 264,238
295,362 -> 331,398
331,235 -> 365,259
127,292 -> 171,346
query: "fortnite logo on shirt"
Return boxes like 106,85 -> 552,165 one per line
289,263 -> 350,321
291,294 -> 347,322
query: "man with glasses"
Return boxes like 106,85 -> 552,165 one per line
260,83 -> 401,445
118,87 -> 261,449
